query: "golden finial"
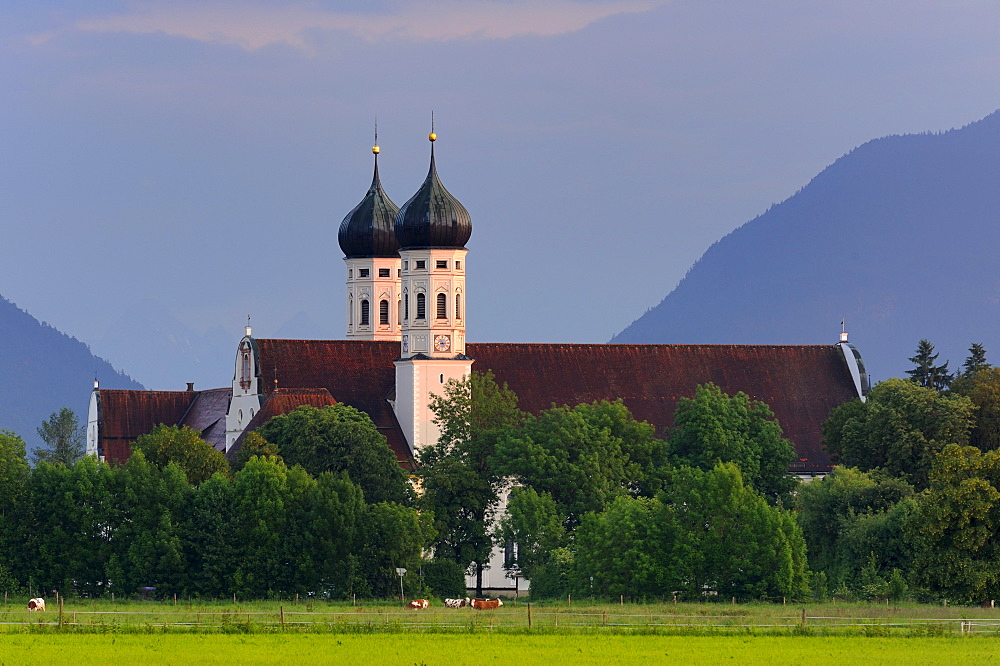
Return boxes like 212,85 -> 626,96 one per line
372,145 -> 380,154
373,118 -> 380,153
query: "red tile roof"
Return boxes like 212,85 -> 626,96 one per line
95,389 -> 199,463
228,387 -> 337,459
254,340 -> 859,473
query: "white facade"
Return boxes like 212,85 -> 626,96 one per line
224,327 -> 264,452
86,382 -> 100,459
344,256 -> 402,341
393,247 -> 472,456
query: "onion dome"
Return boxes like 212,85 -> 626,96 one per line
394,133 -> 472,249
338,145 -> 401,258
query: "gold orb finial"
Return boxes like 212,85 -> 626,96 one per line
428,132 -> 437,142
372,144 -> 380,154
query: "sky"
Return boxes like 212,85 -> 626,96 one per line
3,1 -> 1000,389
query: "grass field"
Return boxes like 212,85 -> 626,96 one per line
0,634 -> 998,664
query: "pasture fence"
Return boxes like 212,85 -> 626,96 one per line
1,605 -> 999,635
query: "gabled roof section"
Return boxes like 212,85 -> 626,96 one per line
253,339 -> 859,473
96,389 -> 199,463
179,387 -> 232,452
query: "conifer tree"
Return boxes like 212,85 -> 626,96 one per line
905,339 -> 953,390
962,342 -> 990,378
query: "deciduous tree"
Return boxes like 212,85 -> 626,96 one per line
668,383 -> 796,505
257,405 -> 412,505
33,407 -> 85,465
133,424 -> 229,485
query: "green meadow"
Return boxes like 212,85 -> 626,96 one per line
0,634 -> 998,665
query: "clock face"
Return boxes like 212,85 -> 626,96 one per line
402,335 -> 409,352
434,335 -> 451,352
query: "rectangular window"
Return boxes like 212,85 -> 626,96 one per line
416,260 -> 426,270
403,261 -> 409,270
436,260 -> 448,269
348,269 -> 353,278
358,268 -> 370,278
397,269 -> 401,277
378,268 -> 390,278
455,261 -> 462,270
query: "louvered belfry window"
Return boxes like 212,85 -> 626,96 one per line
455,293 -> 462,319
416,293 -> 426,319
436,293 -> 447,319
379,300 -> 389,325
360,299 -> 370,325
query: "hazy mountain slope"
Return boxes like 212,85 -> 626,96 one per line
0,295 -> 143,451
612,111 -> 1000,380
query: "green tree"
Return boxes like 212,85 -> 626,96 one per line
358,501 -> 434,599
823,378 -> 974,489
107,452 -> 190,598
231,456 -> 289,598
495,487 -> 568,597
905,339 -> 954,390
796,466 -> 914,579
233,431 -> 281,472
952,367 -> 1000,453
571,495 -> 677,600
419,370 -> 524,596
908,445 -> 1000,602
33,407 -> 85,465
0,430 -> 29,591
962,342 -> 990,379
182,471 -> 237,597
133,424 -> 229,485
494,400 -> 668,528
257,405 -> 412,505
668,383 -> 796,505
662,463 -> 809,600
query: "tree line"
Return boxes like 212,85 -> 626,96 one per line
5,337 -> 1000,603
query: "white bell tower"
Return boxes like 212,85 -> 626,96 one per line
393,129 -> 474,455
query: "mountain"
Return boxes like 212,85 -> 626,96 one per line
91,299 -> 234,392
612,110 -> 1000,381
0,294 -> 143,452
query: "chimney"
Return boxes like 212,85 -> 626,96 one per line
186,382 -> 195,392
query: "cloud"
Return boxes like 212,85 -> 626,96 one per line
73,0 -> 664,50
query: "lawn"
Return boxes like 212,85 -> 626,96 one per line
0,634 -> 997,664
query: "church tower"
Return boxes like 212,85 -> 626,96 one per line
393,129 -> 474,454
339,137 -> 402,340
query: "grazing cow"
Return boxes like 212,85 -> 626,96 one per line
982,600 -> 995,608
471,598 -> 503,610
408,599 -> 430,609
27,598 -> 45,612
445,597 -> 471,608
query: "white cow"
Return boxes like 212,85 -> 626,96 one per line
444,597 -> 471,608
27,598 -> 45,612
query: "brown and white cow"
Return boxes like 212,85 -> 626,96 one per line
408,599 -> 430,609
445,597 -> 471,608
471,598 -> 503,610
27,598 -> 45,612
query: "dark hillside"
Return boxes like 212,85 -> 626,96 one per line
613,111 -> 1000,380
0,294 -> 143,451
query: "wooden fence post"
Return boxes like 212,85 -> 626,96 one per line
603,611 -> 607,627
527,602 -> 532,628
567,594 -> 571,607
173,593 -> 177,606
281,605 -> 285,629
801,608 -> 807,627
58,596 -> 64,629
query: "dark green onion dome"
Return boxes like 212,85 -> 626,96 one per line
338,151 -> 401,258
394,139 -> 472,250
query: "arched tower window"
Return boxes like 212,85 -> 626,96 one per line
436,293 -> 447,319
455,293 -> 462,319
379,299 -> 389,325
404,294 -> 409,321
360,299 -> 370,326
416,293 -> 426,320
349,297 -> 353,326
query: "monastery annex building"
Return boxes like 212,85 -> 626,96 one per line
87,131 -> 870,591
